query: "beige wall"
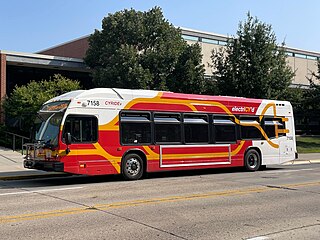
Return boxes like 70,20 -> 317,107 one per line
288,56 -> 318,86
182,29 -> 319,86
39,28 -> 319,87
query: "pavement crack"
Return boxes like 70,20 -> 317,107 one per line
86,206 -> 98,210
94,207 -> 189,240
265,185 -> 320,195
6,187 -> 189,239
11,187 -> 94,209
266,185 -> 297,191
255,222 -> 320,238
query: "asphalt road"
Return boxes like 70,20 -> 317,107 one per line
1,164 -> 319,240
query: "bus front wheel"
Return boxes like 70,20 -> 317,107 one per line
244,149 -> 261,171
122,153 -> 144,180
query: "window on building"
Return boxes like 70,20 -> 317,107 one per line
120,112 -> 151,144
202,38 -> 219,45
154,113 -> 181,143
295,53 -> 307,59
63,115 -> 98,143
218,40 -> 227,46
213,116 -> 236,143
306,55 -> 317,60
184,114 -> 209,143
182,35 -> 199,42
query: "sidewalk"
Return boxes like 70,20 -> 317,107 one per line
0,147 -> 320,180
0,147 -> 66,180
283,153 -> 320,165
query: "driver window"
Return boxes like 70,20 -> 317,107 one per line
63,115 -> 98,143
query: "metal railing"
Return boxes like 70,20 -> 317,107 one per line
3,131 -> 30,152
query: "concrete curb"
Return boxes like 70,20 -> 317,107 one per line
282,159 -> 320,165
0,172 -> 68,181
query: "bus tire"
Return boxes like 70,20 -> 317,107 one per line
244,149 -> 261,171
122,153 -> 144,180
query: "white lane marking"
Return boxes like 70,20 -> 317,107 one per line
0,186 -> 83,196
264,169 -> 314,174
247,236 -> 269,240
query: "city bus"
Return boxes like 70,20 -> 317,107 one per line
24,88 -> 297,180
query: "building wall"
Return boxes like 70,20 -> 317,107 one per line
0,54 -> 6,100
39,36 -> 89,59
37,28 -> 320,87
183,34 -> 319,87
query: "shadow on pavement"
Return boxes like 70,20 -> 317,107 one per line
0,165 -> 287,189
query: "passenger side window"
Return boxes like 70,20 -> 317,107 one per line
264,117 -> 286,139
240,117 -> 261,140
184,114 -> 209,143
154,113 -> 181,143
213,116 -> 236,143
120,112 -> 151,144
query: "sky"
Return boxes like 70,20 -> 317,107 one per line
1,0 -> 320,53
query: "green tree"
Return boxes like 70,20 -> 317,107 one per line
85,7 -> 205,93
3,74 -> 81,134
212,13 -> 294,99
305,60 -> 320,111
300,60 -> 320,133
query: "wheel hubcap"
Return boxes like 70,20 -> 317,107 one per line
126,158 -> 141,176
248,154 -> 258,169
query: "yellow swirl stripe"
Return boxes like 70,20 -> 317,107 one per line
99,116 -> 119,131
61,143 -> 121,173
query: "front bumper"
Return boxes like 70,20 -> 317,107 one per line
24,160 -> 64,172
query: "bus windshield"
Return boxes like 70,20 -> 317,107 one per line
34,112 -> 64,147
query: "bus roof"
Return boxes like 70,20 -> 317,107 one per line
45,88 -> 290,106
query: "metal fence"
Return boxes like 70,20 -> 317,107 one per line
3,131 -> 30,152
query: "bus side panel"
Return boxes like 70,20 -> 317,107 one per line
58,127 -> 122,175
145,141 -> 251,172
253,140 -> 280,165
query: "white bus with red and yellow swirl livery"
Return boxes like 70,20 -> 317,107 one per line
24,88 -> 297,180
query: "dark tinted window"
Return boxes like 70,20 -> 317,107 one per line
240,117 -> 261,140
184,114 -> 209,143
264,118 -> 286,139
213,116 -> 236,142
155,113 -> 181,143
63,115 -> 98,143
120,112 -> 151,144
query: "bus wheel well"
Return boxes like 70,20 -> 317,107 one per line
245,147 -> 262,159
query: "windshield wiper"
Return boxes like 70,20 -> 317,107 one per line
36,112 -> 45,122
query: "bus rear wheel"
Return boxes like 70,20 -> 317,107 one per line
122,153 -> 144,180
244,149 -> 261,171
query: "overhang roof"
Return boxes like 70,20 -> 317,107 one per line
0,50 -> 89,72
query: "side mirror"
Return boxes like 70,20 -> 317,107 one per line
65,132 -> 72,145
64,132 -> 72,154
